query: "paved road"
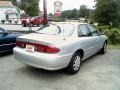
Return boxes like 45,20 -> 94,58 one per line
0,49 -> 120,90
0,24 -> 41,32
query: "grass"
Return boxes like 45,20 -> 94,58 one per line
107,44 -> 120,49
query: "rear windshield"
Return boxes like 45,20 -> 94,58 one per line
37,24 -> 74,36
58,24 -> 75,36
37,25 -> 60,35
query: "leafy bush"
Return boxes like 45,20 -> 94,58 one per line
89,20 -> 94,24
103,28 -> 120,44
97,25 -> 111,32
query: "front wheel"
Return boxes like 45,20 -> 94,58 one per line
23,24 -> 26,27
66,52 -> 81,74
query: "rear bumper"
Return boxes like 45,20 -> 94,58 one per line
13,47 -> 72,70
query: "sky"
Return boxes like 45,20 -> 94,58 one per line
39,0 -> 95,14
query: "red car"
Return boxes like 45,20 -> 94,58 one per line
21,16 -> 48,27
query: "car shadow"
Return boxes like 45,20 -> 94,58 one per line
15,66 -> 70,82
81,52 -> 100,65
15,52 -> 108,80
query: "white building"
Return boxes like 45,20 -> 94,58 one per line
0,0 -> 20,23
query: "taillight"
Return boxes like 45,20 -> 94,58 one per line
45,46 -> 60,54
35,44 -> 47,52
16,40 -> 25,48
16,40 -> 60,54
35,45 -> 60,54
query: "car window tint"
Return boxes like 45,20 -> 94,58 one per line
87,25 -> 99,36
38,25 -> 60,35
78,25 -> 91,36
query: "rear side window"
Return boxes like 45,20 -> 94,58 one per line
78,25 -> 91,37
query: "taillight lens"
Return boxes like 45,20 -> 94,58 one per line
35,44 -> 47,52
35,45 -> 60,54
45,46 -> 60,54
16,40 -> 26,48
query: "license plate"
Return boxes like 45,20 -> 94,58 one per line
26,45 -> 34,52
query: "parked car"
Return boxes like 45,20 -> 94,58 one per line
14,22 -> 108,74
0,28 -> 20,53
21,16 -> 48,27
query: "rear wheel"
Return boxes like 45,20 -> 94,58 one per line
100,42 -> 107,54
66,52 -> 81,74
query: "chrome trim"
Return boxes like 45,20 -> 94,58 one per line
0,43 -> 16,47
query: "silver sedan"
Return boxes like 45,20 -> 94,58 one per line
14,22 -> 108,74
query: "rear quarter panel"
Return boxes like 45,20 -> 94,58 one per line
56,34 -> 108,59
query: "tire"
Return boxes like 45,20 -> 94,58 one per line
100,42 -> 107,54
23,24 -> 26,27
66,52 -> 81,74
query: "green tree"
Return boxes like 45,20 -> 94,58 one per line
12,0 -> 40,16
95,0 -> 119,26
71,9 -> 79,18
11,0 -> 17,6
79,5 -> 88,18
115,0 -> 120,27
61,10 -> 72,19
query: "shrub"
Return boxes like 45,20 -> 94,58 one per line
97,25 -> 111,32
103,28 -> 120,44
89,20 -> 94,24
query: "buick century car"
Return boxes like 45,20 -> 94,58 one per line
14,22 -> 108,74
0,28 -> 20,53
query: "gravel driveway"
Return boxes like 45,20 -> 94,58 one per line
0,49 -> 120,90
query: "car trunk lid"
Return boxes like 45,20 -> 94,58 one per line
17,33 -> 65,45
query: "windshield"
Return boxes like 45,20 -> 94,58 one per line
37,24 -> 75,36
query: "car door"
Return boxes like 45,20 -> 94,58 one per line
0,28 -> 6,52
77,24 -> 97,58
0,28 -> 14,52
87,25 -> 103,51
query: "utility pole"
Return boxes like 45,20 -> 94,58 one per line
27,0 -> 32,32
25,0 -> 32,33
43,0 -> 48,25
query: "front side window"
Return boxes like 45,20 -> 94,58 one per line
87,25 -> 99,36
78,25 -> 91,37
